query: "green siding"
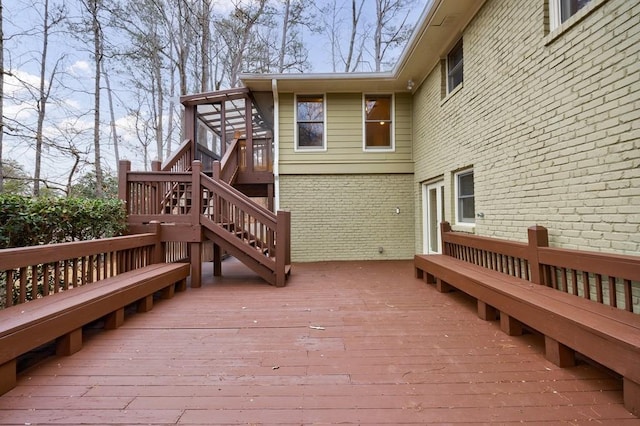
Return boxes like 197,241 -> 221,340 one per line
279,92 -> 413,174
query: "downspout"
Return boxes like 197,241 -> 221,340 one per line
272,78 -> 280,211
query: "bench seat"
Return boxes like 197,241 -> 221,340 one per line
415,253 -> 640,416
0,262 -> 190,395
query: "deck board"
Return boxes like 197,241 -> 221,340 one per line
0,259 -> 637,424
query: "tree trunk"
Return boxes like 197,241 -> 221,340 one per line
103,67 -> 119,164
34,0 -> 51,197
344,0 -> 364,72
91,0 -> 103,198
0,0 -> 4,193
375,0 -> 383,72
278,0 -> 291,73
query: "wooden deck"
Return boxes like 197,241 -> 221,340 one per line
1,259 -> 637,425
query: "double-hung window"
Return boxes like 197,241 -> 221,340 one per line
549,0 -> 592,30
456,169 -> 475,224
446,39 -> 463,93
296,95 -> 325,150
363,94 -> 393,151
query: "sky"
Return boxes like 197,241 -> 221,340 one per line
2,0 -> 430,194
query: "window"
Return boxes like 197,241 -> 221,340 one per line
456,169 -> 475,224
364,94 -> 393,150
296,95 -> 325,150
550,0 -> 592,30
447,39 -> 463,93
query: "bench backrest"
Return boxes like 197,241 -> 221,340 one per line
0,224 -> 164,310
440,222 -> 640,313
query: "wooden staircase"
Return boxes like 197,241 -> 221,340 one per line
119,138 -> 291,288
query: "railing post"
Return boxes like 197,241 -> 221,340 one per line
245,98 -> 254,174
190,160 -> 202,288
151,160 -> 161,171
213,160 -> 221,181
276,210 -> 291,287
185,106 -> 196,165
118,160 -> 131,207
192,161 -> 202,225
440,221 -> 452,255
149,221 -> 164,264
528,225 -> 549,285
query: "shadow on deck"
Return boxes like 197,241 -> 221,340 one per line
0,259 -> 636,424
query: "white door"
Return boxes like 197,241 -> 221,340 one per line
422,181 -> 445,254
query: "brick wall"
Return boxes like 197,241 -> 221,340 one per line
413,0 -> 640,255
279,174 -> 415,262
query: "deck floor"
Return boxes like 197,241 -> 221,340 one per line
1,259 -> 637,425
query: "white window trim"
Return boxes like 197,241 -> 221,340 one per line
549,0 -> 563,31
546,0 -> 606,44
362,93 -> 395,152
454,168 -> 475,228
294,93 -> 327,152
446,39 -> 463,95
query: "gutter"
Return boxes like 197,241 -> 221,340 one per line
271,78 -> 280,211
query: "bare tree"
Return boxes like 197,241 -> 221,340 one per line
215,0 -> 270,88
317,0 -> 366,73
0,0 -> 4,193
344,0 -> 365,72
33,0 -> 66,196
277,0 -> 314,73
103,66 -> 119,164
71,0 -> 106,197
374,0 -> 415,71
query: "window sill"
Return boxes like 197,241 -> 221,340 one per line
294,147 -> 327,153
545,0 -> 608,46
451,223 -> 476,234
440,83 -> 463,106
363,147 -> 395,153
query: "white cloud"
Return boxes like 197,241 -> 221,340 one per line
5,69 -> 41,97
62,98 -> 83,110
4,102 -> 36,123
68,60 -> 91,76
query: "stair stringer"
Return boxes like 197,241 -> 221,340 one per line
201,218 -> 277,286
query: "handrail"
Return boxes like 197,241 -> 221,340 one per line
162,139 -> 193,172
438,221 -> 640,313
195,143 -> 220,172
124,172 -> 192,219
442,227 -> 528,258
0,233 -> 158,270
217,138 -> 240,184
538,247 -> 640,283
200,172 -> 276,229
0,229 -> 164,309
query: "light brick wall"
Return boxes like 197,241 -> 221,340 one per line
279,174 -> 415,262
413,0 -> 640,255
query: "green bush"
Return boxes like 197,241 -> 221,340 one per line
0,195 -> 127,249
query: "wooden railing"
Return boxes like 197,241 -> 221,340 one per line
216,138 -> 240,184
195,143 -> 220,172
196,161 -> 290,286
120,166 -> 193,225
0,229 -> 164,310
442,222 -> 530,280
118,159 -> 290,287
440,222 -> 640,313
252,137 -> 272,172
162,139 -> 193,172
539,246 -> 640,313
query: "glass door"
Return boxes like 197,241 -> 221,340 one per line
422,181 -> 445,254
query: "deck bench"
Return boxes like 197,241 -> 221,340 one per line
0,262 -> 190,395
415,223 -> 640,417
